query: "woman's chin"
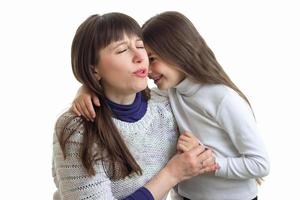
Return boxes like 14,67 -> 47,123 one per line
133,81 -> 148,92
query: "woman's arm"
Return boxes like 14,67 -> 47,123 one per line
144,146 -> 214,200
53,117 -> 118,199
53,113 -> 216,200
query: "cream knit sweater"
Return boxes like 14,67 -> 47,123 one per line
52,91 -> 179,200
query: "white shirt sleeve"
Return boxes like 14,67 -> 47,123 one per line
214,92 -> 270,179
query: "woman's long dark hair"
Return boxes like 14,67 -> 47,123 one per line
142,11 -> 252,108
57,13 -> 150,180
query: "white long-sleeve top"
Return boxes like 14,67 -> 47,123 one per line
159,78 -> 270,200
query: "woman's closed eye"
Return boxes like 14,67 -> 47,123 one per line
116,46 -> 144,54
136,40 -> 145,49
116,48 -> 128,54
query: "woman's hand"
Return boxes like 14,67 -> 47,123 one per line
176,131 -> 219,176
165,145 -> 216,183
72,85 -> 99,121
144,145 -> 216,200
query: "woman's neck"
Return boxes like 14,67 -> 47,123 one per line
104,92 -> 147,123
104,92 -> 136,105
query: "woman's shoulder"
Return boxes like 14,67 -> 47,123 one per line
147,88 -> 175,121
54,110 -> 85,143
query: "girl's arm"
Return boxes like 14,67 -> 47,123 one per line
214,92 -> 270,179
71,86 -> 169,121
72,85 -> 99,121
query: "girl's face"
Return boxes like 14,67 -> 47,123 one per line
147,48 -> 185,90
95,34 -> 149,97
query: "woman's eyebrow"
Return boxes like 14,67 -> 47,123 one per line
111,38 -> 142,50
111,41 -> 127,50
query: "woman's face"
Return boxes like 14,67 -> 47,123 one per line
147,48 -> 185,90
95,34 -> 149,97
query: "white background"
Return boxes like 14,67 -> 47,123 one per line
0,0 -> 299,199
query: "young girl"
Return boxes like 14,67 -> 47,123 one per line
73,11 -> 270,200
53,13 -> 217,200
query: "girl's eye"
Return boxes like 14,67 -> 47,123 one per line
149,56 -> 156,63
137,46 -> 145,49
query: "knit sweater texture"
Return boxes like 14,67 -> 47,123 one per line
52,90 -> 178,200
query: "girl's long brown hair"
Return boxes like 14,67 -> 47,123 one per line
142,11 -> 251,108
142,11 -> 262,184
57,13 -> 150,180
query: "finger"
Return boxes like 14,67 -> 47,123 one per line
76,102 -> 89,121
198,166 -> 216,174
76,103 -> 91,121
179,134 -> 192,142
188,145 -> 205,156
202,156 -> 216,167
182,131 -> 193,137
210,163 -> 220,171
84,98 -> 96,120
197,149 -> 212,161
179,133 -> 201,146
75,103 -> 84,117
179,135 -> 198,145
79,100 -> 92,121
92,95 -> 101,107
214,163 -> 220,170
177,140 -> 191,147
72,104 -> 81,116
182,131 -> 204,144
178,143 -> 189,152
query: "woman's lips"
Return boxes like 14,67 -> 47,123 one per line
133,69 -> 148,78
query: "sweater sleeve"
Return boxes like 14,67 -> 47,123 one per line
53,131 -> 118,199
122,187 -> 154,200
214,92 -> 270,179
53,113 -> 155,200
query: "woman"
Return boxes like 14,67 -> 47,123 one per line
52,13 -> 216,200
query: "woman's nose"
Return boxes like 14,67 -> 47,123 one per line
132,49 -> 145,63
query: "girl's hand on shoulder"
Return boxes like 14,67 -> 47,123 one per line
71,85 -> 100,121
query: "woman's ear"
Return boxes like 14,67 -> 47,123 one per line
92,65 -> 101,81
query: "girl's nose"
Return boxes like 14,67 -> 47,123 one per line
148,67 -> 152,75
